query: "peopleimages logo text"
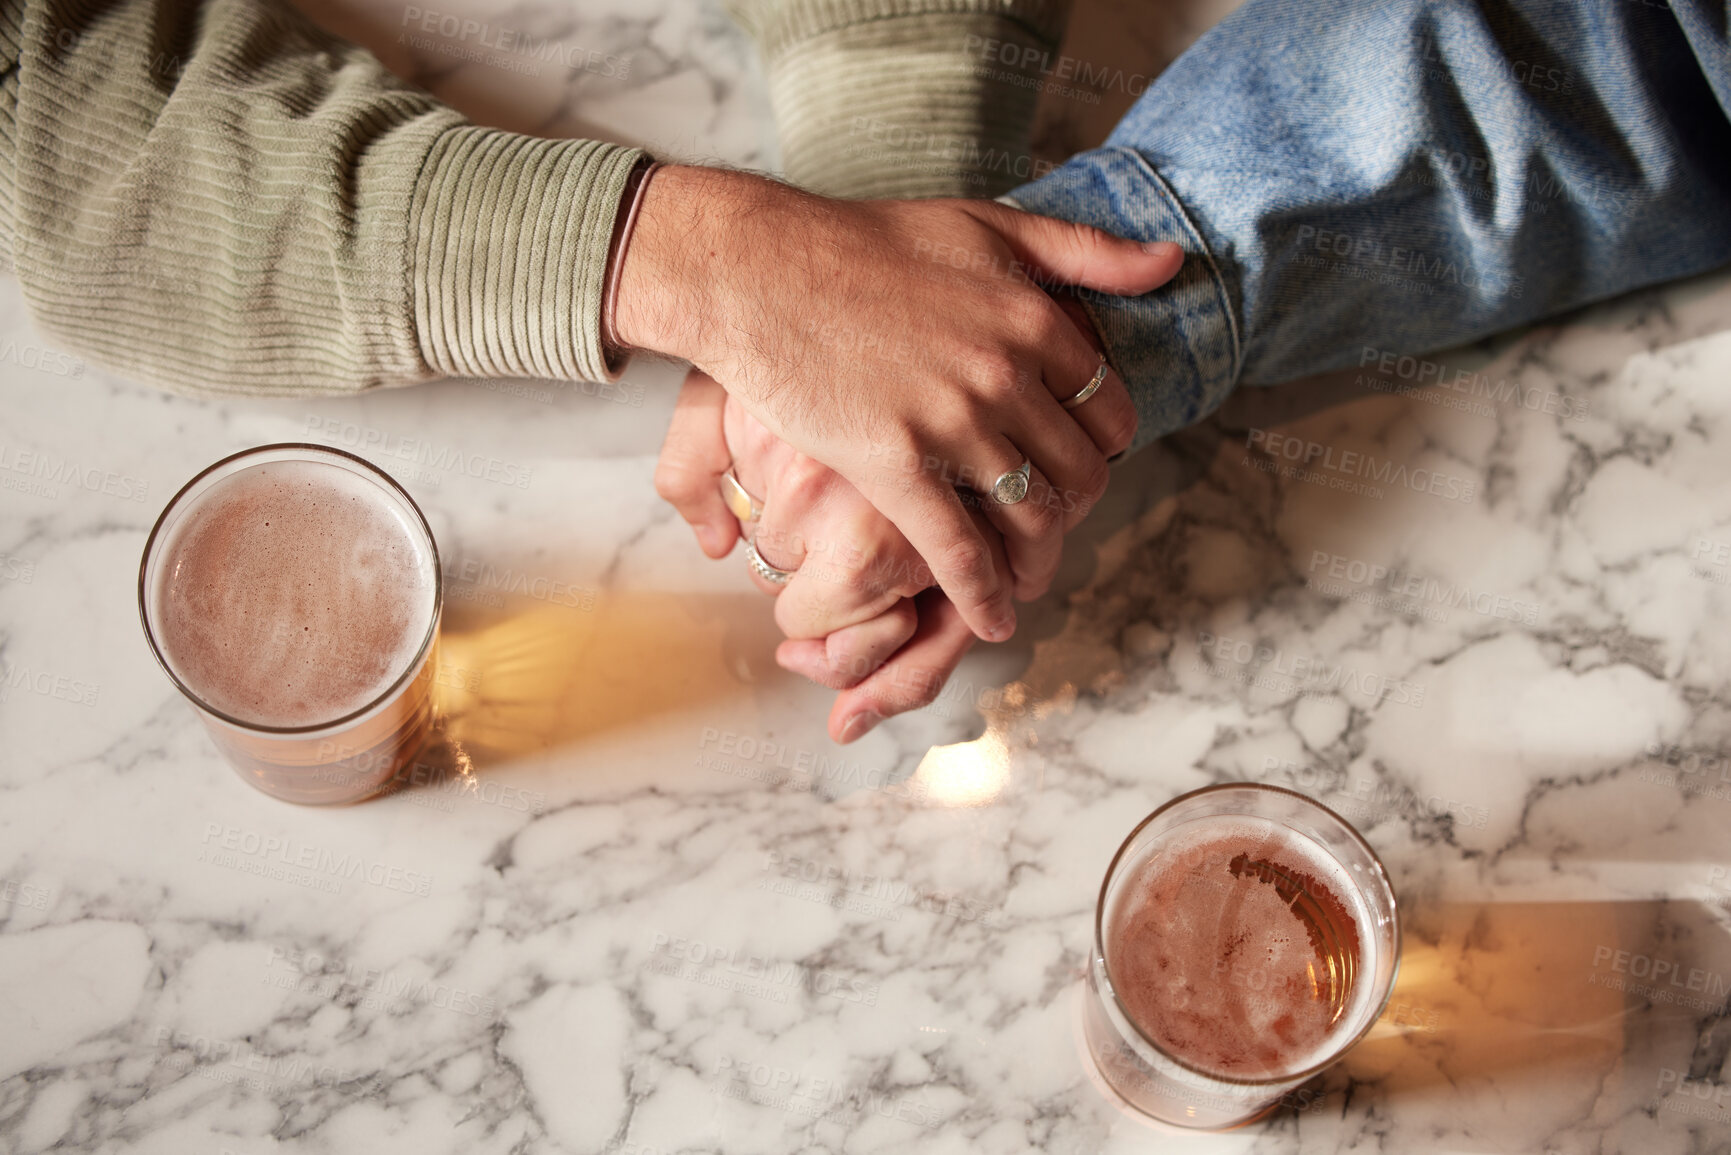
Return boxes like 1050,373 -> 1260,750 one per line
960,33 -> 1150,98
1359,347 -> 1589,420
399,7 -> 630,76
647,933 -> 880,1006
1246,428 -> 1476,503
1196,631 -> 1426,707
200,823 -> 433,896
0,339 -> 83,377
304,417 -> 533,489
443,555 -> 595,611
1307,550 -> 1539,625
696,727 -> 931,800
845,116 -> 1056,183
0,662 -> 100,707
0,443 -> 149,501
1295,225 -> 1525,297
263,945 -> 496,1017
1589,945 -> 1730,1011
760,850 -> 1004,926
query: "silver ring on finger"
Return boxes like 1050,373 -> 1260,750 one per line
745,537 -> 796,586
1063,354 -> 1109,411
991,458 -> 1032,505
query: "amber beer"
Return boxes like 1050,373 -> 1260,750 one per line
1083,784 -> 1400,1128
139,445 -> 442,804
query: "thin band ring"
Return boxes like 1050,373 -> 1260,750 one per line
719,468 -> 763,522
1063,355 -> 1109,411
745,538 -> 795,586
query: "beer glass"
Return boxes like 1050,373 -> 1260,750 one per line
138,444 -> 442,804
1083,783 -> 1400,1128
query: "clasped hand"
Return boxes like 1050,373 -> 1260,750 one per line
659,277 -> 1128,742
617,167 -> 1183,646
658,367 -> 991,743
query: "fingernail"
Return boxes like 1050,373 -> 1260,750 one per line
986,613 -> 1016,643
1141,240 -> 1179,256
838,711 -> 883,744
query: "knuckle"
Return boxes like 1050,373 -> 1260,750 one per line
863,550 -> 930,599
1014,294 -> 1060,339
1018,487 -> 1065,536
937,535 -> 995,591
772,598 -> 813,640
652,461 -> 698,505
894,570 -> 932,599
963,347 -> 1027,397
855,586 -> 906,623
825,655 -> 871,690
1102,402 -> 1138,457
743,419 -> 780,459
851,692 -> 896,722
1068,222 -> 1108,262
831,558 -> 879,597
780,454 -> 832,506
905,669 -> 944,710
807,667 -> 856,692
864,433 -> 920,495
1077,453 -> 1110,505
755,526 -> 802,569
820,560 -> 866,593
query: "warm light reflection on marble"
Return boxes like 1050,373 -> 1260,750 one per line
913,730 -> 1011,807
430,594 -> 756,760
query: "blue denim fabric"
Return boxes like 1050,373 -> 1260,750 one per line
1009,0 -> 1731,452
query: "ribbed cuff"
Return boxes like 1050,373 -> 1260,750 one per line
728,0 -> 1071,199
1007,147 -> 1242,451
409,127 -> 645,383
729,0 -> 1070,59
765,12 -> 1060,198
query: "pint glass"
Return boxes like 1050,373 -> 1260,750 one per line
139,444 -> 442,804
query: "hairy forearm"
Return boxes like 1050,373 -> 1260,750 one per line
613,165 -> 767,366
615,164 -> 863,404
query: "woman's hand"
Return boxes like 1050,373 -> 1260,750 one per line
797,588 -> 980,744
656,368 -> 986,742
618,166 -> 1177,644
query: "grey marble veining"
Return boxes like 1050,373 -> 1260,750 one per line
3,1 -> 1731,1152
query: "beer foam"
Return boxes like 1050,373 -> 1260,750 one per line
1105,816 -> 1373,1081
151,459 -> 436,728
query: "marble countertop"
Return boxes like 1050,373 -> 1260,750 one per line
5,1 -> 1731,1152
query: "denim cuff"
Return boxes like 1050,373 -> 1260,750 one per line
1006,146 -> 1241,452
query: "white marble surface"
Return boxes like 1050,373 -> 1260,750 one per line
5,1 -> 1731,1152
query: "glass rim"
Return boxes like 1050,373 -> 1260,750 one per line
136,442 -> 443,737
1092,781 -> 1401,1089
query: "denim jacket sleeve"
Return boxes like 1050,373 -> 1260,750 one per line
1008,0 -> 1731,452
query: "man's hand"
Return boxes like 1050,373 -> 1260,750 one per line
657,368 -> 984,742
618,166 -> 1176,644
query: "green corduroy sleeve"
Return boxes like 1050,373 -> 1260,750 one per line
0,0 -> 641,396
727,0 -> 1072,199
